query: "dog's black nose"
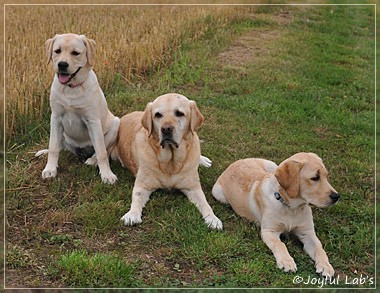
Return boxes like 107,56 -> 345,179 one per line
161,125 -> 173,134
330,192 -> 340,203
58,61 -> 69,71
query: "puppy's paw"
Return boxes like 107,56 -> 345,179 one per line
204,214 -> 223,230
199,155 -> 212,168
277,256 -> 297,273
42,166 -> 57,179
85,156 -> 97,166
121,211 -> 142,226
101,171 -> 117,184
316,260 -> 334,279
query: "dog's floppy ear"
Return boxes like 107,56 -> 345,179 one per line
274,160 -> 304,198
189,101 -> 204,133
80,35 -> 96,66
45,35 -> 58,64
141,102 -> 153,137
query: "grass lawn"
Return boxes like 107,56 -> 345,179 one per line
5,5 -> 375,289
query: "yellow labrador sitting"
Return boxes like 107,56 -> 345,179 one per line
212,152 -> 339,278
111,93 -> 222,230
36,33 -> 120,184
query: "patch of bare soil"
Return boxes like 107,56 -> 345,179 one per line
218,11 -> 293,68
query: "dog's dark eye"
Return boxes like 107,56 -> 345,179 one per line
175,110 -> 184,117
71,51 -> 80,56
154,112 -> 162,119
54,49 -> 61,54
311,175 -> 320,181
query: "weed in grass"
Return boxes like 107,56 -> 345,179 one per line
6,244 -> 36,269
46,234 -> 73,245
50,250 -> 141,287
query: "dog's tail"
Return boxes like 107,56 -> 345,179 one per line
212,181 -> 229,204
35,149 -> 49,157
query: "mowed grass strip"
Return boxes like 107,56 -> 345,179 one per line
6,5 -> 375,288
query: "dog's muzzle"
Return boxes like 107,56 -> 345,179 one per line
160,124 -> 179,149
57,62 -> 81,85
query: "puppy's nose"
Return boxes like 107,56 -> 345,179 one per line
329,192 -> 340,203
161,124 -> 173,134
58,61 -> 69,71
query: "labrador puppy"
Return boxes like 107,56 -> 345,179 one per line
111,93 -> 222,230
212,152 -> 340,278
36,33 -> 120,184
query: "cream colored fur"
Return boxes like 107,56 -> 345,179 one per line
212,153 -> 339,278
112,93 -> 222,230
37,33 -> 120,184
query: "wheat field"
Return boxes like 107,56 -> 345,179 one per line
5,4 -> 253,142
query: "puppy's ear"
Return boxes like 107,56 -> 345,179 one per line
141,102 -> 153,137
80,35 -> 97,66
274,160 -> 304,198
45,35 -> 58,64
189,101 -> 204,133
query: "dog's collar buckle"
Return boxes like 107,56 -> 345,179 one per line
274,192 -> 289,207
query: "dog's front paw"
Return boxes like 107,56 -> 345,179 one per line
199,155 -> 212,168
121,211 -> 142,226
204,214 -> 223,230
316,260 -> 334,279
101,171 -> 117,184
277,255 -> 297,273
42,166 -> 57,179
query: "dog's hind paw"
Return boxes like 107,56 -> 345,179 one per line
85,156 -> 98,166
199,155 -> 212,168
121,211 -> 142,226
35,149 -> 49,157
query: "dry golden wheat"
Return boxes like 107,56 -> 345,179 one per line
5,5 -> 253,141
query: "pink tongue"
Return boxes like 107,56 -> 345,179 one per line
58,74 -> 71,84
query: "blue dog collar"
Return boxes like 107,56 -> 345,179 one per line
274,192 -> 289,207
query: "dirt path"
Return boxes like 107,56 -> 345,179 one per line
218,9 -> 294,68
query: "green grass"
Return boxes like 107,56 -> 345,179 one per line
49,250 -> 140,287
5,5 -> 375,289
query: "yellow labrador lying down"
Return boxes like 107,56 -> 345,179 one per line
212,152 -> 339,278
111,93 -> 222,230
36,33 -> 119,184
